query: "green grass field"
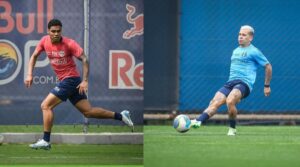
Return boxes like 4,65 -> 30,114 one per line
0,125 -> 143,166
0,125 -> 143,133
144,125 -> 300,167
0,144 -> 142,166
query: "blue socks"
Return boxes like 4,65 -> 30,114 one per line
114,112 -> 122,121
197,112 -> 209,122
229,119 -> 236,129
43,131 -> 51,142
197,112 -> 236,128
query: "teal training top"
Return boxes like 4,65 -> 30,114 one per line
228,44 -> 269,91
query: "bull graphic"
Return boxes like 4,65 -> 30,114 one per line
123,4 -> 144,39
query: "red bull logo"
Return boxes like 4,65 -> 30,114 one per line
0,0 -> 55,85
123,4 -> 144,39
109,50 -> 143,90
0,0 -> 53,34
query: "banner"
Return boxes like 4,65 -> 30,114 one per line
88,0 -> 143,124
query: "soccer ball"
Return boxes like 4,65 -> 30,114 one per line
173,114 -> 191,133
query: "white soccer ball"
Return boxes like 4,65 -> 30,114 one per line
173,114 -> 191,133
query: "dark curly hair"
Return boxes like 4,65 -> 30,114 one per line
48,19 -> 62,29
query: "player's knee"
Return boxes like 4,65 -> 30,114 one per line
82,110 -> 93,118
78,107 -> 93,118
41,102 -> 50,112
226,98 -> 236,106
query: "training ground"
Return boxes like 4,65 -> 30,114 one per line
0,125 -> 143,166
144,125 -> 300,167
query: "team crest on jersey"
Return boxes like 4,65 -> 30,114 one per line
59,51 -> 65,57
241,52 -> 247,57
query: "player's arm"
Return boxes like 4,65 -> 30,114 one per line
264,63 -> 272,96
24,50 -> 40,88
77,54 -> 89,95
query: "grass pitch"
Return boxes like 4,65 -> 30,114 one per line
0,125 -> 143,166
0,144 -> 142,166
144,125 -> 300,167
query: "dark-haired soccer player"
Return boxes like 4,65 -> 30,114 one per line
191,25 -> 272,136
25,19 -> 134,150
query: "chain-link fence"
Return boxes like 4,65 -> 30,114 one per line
180,0 -> 300,114
88,0 -> 143,124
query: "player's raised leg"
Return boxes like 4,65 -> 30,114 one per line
29,93 -> 62,150
191,92 -> 226,128
74,99 -> 134,129
226,88 -> 242,136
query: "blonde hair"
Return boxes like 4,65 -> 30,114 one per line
241,25 -> 254,36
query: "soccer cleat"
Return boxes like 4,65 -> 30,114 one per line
121,110 -> 134,131
190,119 -> 201,128
227,127 -> 237,136
29,139 -> 51,150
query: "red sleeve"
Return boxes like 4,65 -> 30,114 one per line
69,40 -> 83,58
35,36 -> 46,55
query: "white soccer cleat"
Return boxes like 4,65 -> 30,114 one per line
227,127 -> 237,136
29,139 -> 51,150
191,119 -> 201,128
121,110 -> 134,131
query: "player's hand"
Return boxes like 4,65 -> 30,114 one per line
264,87 -> 271,97
24,74 -> 33,88
77,80 -> 88,95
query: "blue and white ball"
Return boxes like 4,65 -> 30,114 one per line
173,114 -> 191,133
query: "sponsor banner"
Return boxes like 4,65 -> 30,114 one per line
88,0 -> 143,124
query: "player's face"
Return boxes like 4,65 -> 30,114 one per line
48,26 -> 62,43
238,28 -> 253,47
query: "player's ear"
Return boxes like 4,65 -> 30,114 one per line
249,35 -> 253,41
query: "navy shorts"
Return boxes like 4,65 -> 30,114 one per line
218,79 -> 250,99
50,77 -> 87,105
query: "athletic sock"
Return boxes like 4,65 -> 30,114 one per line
229,119 -> 236,129
197,112 -> 209,122
43,131 -> 51,142
114,112 -> 122,121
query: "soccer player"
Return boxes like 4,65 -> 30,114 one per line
24,19 -> 134,150
191,25 -> 272,136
